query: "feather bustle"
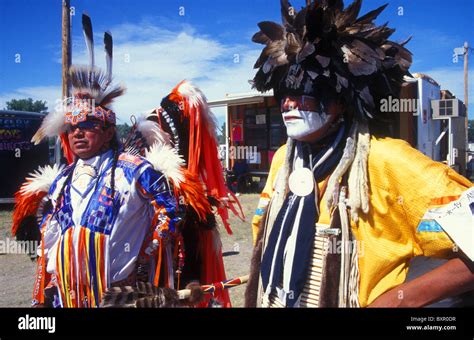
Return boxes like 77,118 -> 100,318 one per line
12,164 -> 63,238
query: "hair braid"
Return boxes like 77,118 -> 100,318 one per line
110,146 -> 119,199
109,132 -> 120,199
55,158 -> 77,209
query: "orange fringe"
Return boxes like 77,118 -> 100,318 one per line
12,189 -> 46,237
169,81 -> 245,234
179,170 -> 211,221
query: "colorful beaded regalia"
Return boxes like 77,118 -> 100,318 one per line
11,14 -> 215,308
117,80 -> 246,307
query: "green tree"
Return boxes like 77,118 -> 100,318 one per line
116,123 -> 131,142
217,122 -> 226,144
5,98 -> 48,113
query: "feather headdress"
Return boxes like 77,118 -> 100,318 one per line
252,0 -> 412,120
154,80 -> 245,235
32,13 -> 125,163
126,82 -> 239,308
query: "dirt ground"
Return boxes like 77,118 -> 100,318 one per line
0,205 -> 38,307
3,194 -> 474,308
218,193 -> 259,307
0,195 -> 259,308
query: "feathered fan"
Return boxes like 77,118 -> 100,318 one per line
101,281 -> 205,308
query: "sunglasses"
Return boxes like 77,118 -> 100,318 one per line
65,120 -> 105,133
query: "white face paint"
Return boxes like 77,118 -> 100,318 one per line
282,109 -> 330,140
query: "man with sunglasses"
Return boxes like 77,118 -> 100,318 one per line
64,119 -> 116,160
245,0 -> 474,308
21,89 -> 188,308
12,16 -> 188,308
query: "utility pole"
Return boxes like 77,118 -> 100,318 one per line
453,41 -> 470,173
62,0 -> 71,102
56,0 -> 71,164
463,42 -> 469,173
464,42 -> 469,117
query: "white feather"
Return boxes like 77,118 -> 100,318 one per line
31,110 -> 67,145
20,164 -> 65,195
176,81 -> 218,140
144,143 -> 185,188
136,114 -> 171,146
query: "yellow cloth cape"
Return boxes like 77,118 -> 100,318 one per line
252,137 -> 473,307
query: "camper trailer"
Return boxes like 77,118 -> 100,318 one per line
0,110 -> 50,203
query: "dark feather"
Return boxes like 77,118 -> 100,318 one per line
286,32 -> 302,56
101,282 -> 181,308
359,86 -> 374,108
252,68 -> 274,92
293,7 -> 307,37
381,41 -> 412,71
335,0 -> 362,28
315,54 -> 331,68
399,35 -> 412,47
258,21 -> 285,41
305,5 -> 325,41
280,0 -> 296,27
69,65 -> 125,107
354,3 -> 388,25
70,65 -> 107,93
350,39 -> 384,61
342,45 -> 377,76
101,286 -> 138,308
104,31 -> 113,87
254,51 -> 268,69
381,57 -> 398,69
254,40 -> 287,68
296,42 -> 315,63
372,73 -> 394,97
82,13 -> 94,69
99,85 -> 126,108
252,31 -> 271,45
362,24 -> 395,44
327,0 -> 344,12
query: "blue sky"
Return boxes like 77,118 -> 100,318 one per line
0,0 -> 473,125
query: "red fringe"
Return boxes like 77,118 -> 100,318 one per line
169,81 -> 245,234
163,81 -> 248,307
199,229 -> 231,307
